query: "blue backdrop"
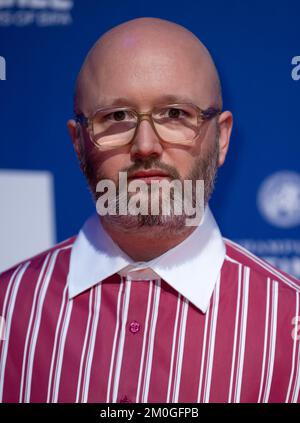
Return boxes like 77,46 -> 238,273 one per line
1,0 -> 300,277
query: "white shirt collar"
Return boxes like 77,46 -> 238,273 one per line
67,206 -> 225,313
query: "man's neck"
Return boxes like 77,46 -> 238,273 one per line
101,218 -> 196,262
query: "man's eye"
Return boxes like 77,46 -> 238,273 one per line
166,108 -> 187,119
102,110 -> 134,122
111,110 -> 127,121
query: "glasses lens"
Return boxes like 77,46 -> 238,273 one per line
92,108 -> 137,148
152,104 -> 198,144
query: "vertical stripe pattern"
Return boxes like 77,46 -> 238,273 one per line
0,238 -> 299,403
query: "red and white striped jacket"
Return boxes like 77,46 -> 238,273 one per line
0,208 -> 299,403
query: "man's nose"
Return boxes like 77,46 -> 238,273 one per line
130,118 -> 163,160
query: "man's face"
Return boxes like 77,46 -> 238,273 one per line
83,43 -> 218,176
69,30 -> 232,230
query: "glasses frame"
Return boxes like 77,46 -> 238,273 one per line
75,103 -> 221,150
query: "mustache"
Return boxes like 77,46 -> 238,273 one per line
120,158 -> 181,181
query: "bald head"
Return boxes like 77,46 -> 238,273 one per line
74,17 -> 222,115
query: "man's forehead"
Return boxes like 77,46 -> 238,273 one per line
78,64 -> 213,115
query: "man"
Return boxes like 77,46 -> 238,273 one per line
0,17 -> 299,403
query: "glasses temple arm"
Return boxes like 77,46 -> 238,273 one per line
75,113 -> 89,126
200,107 -> 222,120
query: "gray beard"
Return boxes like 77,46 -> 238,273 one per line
81,134 -> 219,235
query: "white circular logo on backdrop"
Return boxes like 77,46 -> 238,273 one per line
257,171 -> 300,228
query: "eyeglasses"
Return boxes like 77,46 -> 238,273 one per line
75,103 -> 221,150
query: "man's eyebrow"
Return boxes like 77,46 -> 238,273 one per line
99,97 -> 135,107
156,94 -> 197,104
95,94 -> 197,108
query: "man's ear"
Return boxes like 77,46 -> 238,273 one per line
217,111 -> 233,167
67,119 -> 84,163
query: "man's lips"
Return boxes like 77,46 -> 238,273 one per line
128,169 -> 171,182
